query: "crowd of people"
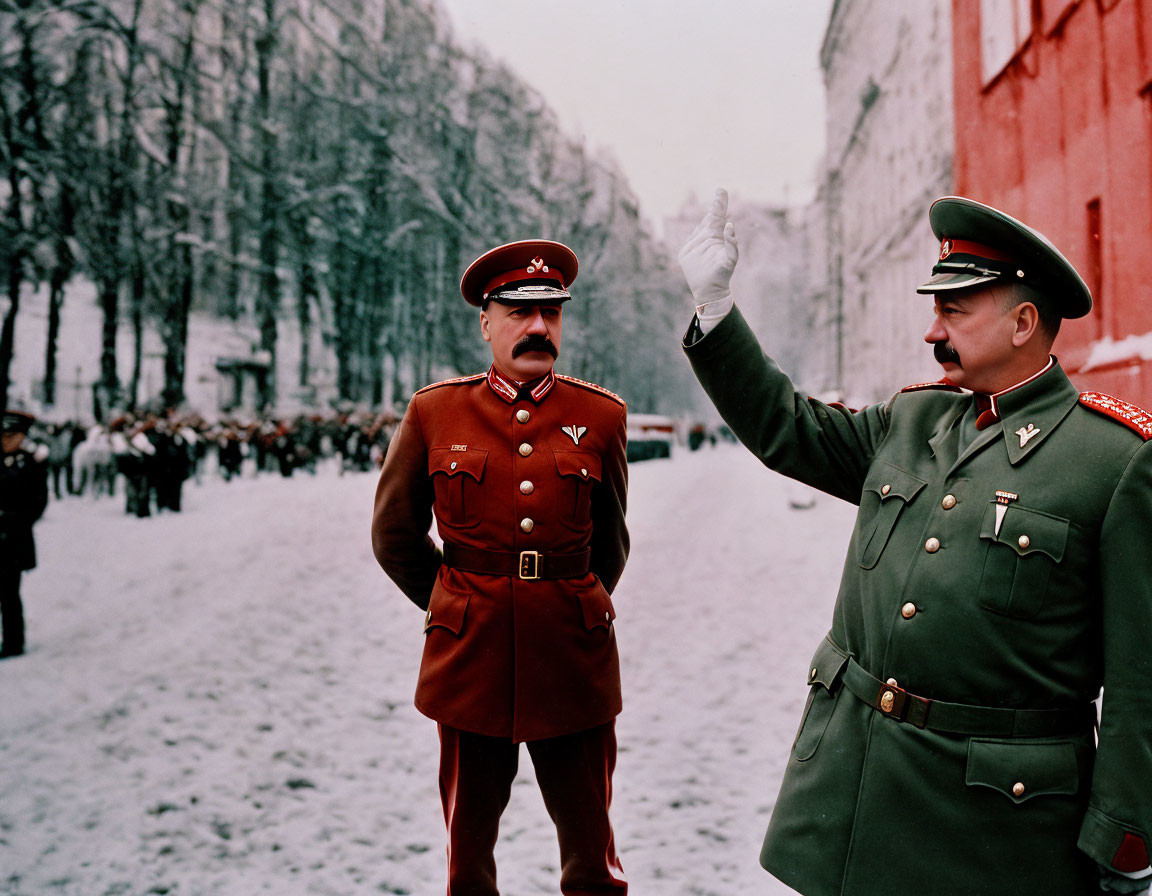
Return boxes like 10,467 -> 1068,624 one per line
27,408 -> 398,518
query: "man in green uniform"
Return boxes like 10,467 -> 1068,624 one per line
679,189 -> 1152,895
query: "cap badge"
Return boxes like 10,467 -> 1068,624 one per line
1016,423 -> 1041,449
561,424 -> 587,445
939,239 -> 953,260
526,255 -> 549,275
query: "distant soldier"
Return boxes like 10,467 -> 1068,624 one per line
112,417 -> 157,517
0,410 -> 49,658
153,416 -> 192,512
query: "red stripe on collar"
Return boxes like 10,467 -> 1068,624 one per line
987,356 -> 1054,418
486,366 -> 555,403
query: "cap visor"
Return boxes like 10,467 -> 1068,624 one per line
915,271 -> 999,294
489,284 -> 571,303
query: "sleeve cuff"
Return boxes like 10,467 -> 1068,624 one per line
1081,805 -> 1151,873
695,295 -> 734,335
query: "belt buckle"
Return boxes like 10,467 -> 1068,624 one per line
877,683 -> 931,729
519,550 -> 541,580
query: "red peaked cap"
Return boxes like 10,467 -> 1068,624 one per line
460,239 -> 578,307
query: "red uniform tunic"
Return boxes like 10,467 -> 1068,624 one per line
372,366 -> 629,742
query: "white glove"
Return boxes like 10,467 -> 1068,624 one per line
678,188 -> 740,306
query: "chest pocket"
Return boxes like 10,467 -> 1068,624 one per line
554,451 -> 602,530
977,502 -> 1068,619
429,447 -> 487,529
857,463 -> 927,569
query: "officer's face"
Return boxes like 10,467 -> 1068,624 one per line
480,301 -> 563,382
923,287 -> 1021,393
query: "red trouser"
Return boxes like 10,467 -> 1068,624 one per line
437,722 -> 627,895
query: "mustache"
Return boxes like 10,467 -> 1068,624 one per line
933,341 -> 961,365
512,334 -> 558,359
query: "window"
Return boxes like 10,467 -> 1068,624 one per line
1086,197 -> 1104,338
981,0 -> 1034,84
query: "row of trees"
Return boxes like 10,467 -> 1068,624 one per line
0,0 -> 696,419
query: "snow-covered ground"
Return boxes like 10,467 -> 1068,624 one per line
0,443 -> 855,895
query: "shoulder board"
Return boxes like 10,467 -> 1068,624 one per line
899,380 -> 964,394
556,374 -> 626,407
1078,391 -> 1152,441
414,373 -> 487,395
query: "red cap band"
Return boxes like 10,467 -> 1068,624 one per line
482,265 -> 566,302
940,238 -> 1014,263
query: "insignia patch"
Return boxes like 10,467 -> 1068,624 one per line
1015,423 -> 1041,448
994,490 -> 1018,537
940,238 -> 953,260
451,444 -> 467,451
562,425 -> 587,445
1079,392 -> 1152,441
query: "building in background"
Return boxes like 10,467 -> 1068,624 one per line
952,0 -> 1152,404
817,0 -> 954,403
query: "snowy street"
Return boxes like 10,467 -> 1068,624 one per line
0,443 -> 855,895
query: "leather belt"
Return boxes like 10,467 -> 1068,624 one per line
842,658 -> 1094,737
442,542 -> 591,581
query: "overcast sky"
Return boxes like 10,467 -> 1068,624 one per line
436,0 -> 834,232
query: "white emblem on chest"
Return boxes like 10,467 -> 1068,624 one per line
561,425 -> 587,445
1015,423 -> 1040,448
994,490 -> 1018,537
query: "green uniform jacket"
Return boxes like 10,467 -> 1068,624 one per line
684,307 -> 1152,896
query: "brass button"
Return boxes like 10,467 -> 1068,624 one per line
942,494 -> 956,510
1018,535 -> 1030,549
520,517 -> 535,533
901,602 -> 917,619
520,480 -> 534,495
1012,781 -> 1025,797
516,409 -> 530,423
450,461 -> 457,470
925,537 -> 940,553
881,484 -> 891,496
518,442 -> 533,457
581,468 -> 588,477
880,690 -> 895,712
809,668 -> 818,682
886,678 -> 898,687
604,611 -> 611,622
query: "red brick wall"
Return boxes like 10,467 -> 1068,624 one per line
951,0 -> 1152,402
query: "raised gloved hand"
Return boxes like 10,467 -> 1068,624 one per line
678,188 -> 740,306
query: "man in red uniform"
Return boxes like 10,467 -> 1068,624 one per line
372,239 -> 629,894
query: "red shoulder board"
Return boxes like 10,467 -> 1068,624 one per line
556,374 -> 626,407
900,380 -> 963,394
1079,391 -> 1152,441
415,373 -> 487,395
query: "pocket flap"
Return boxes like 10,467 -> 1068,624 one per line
807,635 -> 851,691
429,447 -> 487,481
979,503 -> 1068,562
864,461 -> 927,503
577,581 -> 616,630
965,739 -> 1079,804
424,581 -> 471,635
554,451 -> 602,483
